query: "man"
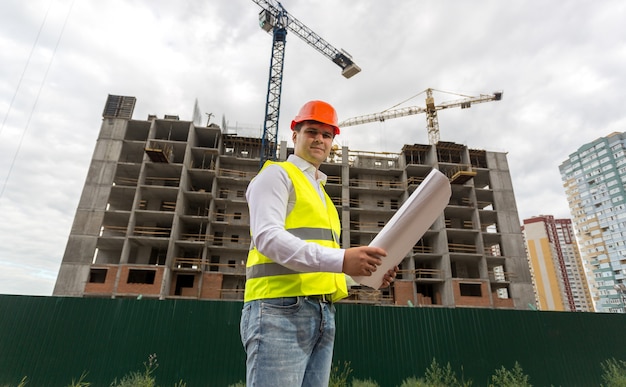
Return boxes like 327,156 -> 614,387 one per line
240,100 -> 397,386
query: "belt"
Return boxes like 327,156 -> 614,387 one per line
307,294 -> 333,304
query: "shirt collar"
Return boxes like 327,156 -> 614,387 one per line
287,154 -> 328,184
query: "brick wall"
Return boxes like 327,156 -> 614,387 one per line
452,279 -> 491,307
201,272 -> 223,299
116,266 -> 164,295
84,265 -> 118,295
168,273 -> 200,297
492,292 -> 515,308
394,280 -> 415,306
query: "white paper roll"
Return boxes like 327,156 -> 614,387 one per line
352,169 -> 451,289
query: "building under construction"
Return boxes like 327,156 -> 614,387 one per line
53,95 -> 535,309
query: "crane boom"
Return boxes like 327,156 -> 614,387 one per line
339,88 -> 503,144
252,0 -> 361,165
253,0 -> 361,78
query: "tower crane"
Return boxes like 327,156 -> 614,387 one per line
251,0 -> 361,165
339,88 -> 503,145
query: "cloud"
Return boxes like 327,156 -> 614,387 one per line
1,0 -> 624,295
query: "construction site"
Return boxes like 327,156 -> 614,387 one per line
53,94 -> 535,309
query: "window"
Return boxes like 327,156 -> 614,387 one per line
210,255 -> 220,272
174,274 -> 194,296
459,283 -> 482,297
88,269 -> 107,283
127,269 -> 156,284
214,232 -> 223,245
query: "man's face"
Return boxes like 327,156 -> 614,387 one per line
292,121 -> 335,167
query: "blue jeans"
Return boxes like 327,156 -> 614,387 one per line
240,296 -> 336,386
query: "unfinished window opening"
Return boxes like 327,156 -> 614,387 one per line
89,268 -> 107,283
237,190 -> 245,198
459,283 -> 482,297
219,189 -> 229,199
231,235 -> 239,243
492,265 -> 506,282
214,232 -> 223,246
451,261 -> 480,278
209,255 -> 220,272
416,283 -> 438,305
127,269 -> 156,284
378,221 -> 385,228
391,199 -> 398,210
228,260 -> 236,268
174,274 -> 195,296
376,181 -> 383,187
234,212 -> 242,220
149,248 -> 167,265
487,244 -> 502,257
160,200 -> 176,211
377,200 -> 384,208
216,209 -> 225,221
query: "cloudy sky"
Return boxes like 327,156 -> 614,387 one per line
1,0 -> 625,296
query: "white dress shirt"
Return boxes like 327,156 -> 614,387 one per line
246,154 -> 345,273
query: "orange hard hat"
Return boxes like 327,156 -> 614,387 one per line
290,100 -> 340,135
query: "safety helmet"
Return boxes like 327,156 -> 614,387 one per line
290,100 -> 340,135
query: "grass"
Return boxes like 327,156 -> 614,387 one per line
5,356 -> 626,386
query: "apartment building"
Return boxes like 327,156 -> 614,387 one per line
522,215 -> 593,312
559,132 -> 626,313
53,95 -> 535,309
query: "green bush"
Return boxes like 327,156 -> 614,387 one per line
489,362 -> 531,387
0,376 -> 28,387
329,361 -> 353,387
422,358 -> 472,387
6,357 -> 625,386
66,371 -> 91,387
109,353 -> 158,387
351,378 -> 380,387
601,358 -> 626,387
398,376 -> 429,387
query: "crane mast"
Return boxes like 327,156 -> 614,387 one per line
252,0 -> 361,165
339,88 -> 503,145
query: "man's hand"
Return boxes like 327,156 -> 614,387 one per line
342,246 -> 387,277
380,266 -> 399,288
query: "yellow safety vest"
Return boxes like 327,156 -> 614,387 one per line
244,161 -> 348,302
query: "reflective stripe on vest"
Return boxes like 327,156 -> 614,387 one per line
246,227 -> 336,279
244,160 -> 347,302
248,227 -> 338,252
247,262 -> 298,279
286,227 -> 339,244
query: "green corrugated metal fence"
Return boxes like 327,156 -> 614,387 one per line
0,295 -> 625,386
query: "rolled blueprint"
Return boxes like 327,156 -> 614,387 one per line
352,169 -> 452,289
